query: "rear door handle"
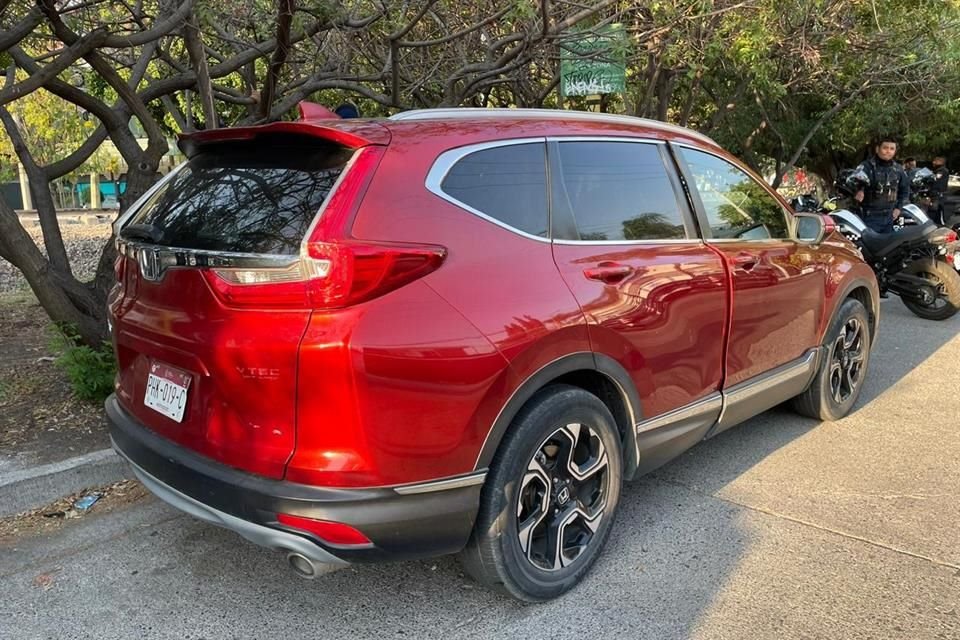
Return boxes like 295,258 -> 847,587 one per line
731,253 -> 759,271
584,262 -> 635,283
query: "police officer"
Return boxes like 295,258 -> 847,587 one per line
853,136 -> 910,233
931,156 -> 950,225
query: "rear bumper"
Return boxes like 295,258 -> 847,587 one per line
106,395 -> 484,564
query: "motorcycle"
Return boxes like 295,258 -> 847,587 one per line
823,169 -> 960,320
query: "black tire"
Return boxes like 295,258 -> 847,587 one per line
900,258 -> 960,320
458,385 -> 623,602
793,297 -> 871,421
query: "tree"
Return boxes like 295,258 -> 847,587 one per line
2,0 -> 960,348
0,0 -> 622,346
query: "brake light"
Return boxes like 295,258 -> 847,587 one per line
204,145 -> 447,310
276,513 -> 371,546
947,230 -> 958,243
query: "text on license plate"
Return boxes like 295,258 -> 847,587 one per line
144,363 -> 191,423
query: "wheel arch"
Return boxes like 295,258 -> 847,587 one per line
474,353 -> 642,480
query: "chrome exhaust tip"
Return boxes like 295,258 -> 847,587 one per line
286,552 -> 318,579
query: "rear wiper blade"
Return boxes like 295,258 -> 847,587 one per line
120,223 -> 166,244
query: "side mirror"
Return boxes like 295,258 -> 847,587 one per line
796,213 -> 836,244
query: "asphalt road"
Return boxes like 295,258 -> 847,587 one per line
2,299 -> 959,640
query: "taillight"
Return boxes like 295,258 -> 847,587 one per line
304,240 -> 446,308
276,513 -> 371,546
947,230 -> 958,243
204,145 -> 447,310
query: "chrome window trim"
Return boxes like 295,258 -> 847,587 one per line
116,239 -> 300,282
671,141 -> 796,242
425,137 -> 551,243
389,108 -> 719,147
547,136 -> 667,145
706,238 -> 791,244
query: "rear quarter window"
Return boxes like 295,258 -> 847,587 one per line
439,142 -> 548,237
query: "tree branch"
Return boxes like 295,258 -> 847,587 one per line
39,0 -> 167,157
0,106 -> 71,273
183,10 -> 218,127
8,46 -> 142,161
98,0 -> 195,48
45,125 -> 110,179
0,27 -> 107,107
0,6 -> 44,53
259,0 -> 296,120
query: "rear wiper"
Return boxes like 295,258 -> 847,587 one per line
120,223 -> 166,244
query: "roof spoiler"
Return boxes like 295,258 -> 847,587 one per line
177,102 -> 390,157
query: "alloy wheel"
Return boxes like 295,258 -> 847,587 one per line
515,423 -> 611,572
829,317 -> 865,405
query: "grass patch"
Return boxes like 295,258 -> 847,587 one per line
0,288 -> 38,309
49,329 -> 116,404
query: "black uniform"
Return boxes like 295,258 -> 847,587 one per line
855,156 -> 910,233
931,165 -> 950,225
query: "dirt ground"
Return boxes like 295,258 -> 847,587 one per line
0,290 -> 109,468
0,479 -> 148,544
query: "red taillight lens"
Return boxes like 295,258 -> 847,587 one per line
305,240 -> 446,308
276,513 -> 371,546
204,144 -> 446,310
946,230 -> 958,243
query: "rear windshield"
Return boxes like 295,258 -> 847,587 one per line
124,136 -> 353,255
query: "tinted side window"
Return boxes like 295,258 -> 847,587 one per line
554,141 -> 687,241
677,148 -> 790,240
441,143 -> 548,237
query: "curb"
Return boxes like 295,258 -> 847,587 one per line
0,449 -> 134,518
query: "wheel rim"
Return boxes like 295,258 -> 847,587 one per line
829,318 -> 866,405
914,272 -> 948,310
516,423 -> 610,572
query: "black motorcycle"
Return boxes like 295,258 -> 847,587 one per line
822,169 -> 960,320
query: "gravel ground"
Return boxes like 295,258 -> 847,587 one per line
0,223 -> 113,295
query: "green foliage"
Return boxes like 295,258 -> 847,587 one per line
50,328 -> 116,404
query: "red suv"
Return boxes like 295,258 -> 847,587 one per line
108,107 -> 879,601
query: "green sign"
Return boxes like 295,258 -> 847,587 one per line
560,24 -> 627,97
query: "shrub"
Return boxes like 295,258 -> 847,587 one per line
51,329 -> 116,403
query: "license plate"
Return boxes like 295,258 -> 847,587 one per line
144,362 -> 191,423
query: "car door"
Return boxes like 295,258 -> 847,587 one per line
671,144 -> 827,388
549,138 -> 728,439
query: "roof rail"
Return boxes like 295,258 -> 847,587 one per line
388,108 -> 718,146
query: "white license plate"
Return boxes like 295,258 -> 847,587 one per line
144,363 -> 191,423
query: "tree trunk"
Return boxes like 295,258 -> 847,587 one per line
183,12 -> 218,129
679,69 -> 704,127
0,197 -> 105,346
258,0 -> 296,120
656,71 -> 675,122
